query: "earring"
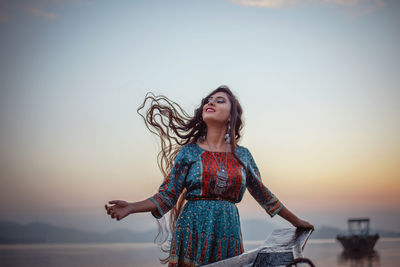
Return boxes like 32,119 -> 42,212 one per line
199,127 -> 207,143
224,123 -> 231,144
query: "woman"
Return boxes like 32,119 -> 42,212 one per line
105,86 -> 313,266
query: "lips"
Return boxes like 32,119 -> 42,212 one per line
206,107 -> 215,112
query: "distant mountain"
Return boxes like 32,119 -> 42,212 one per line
311,225 -> 342,239
1,220 -> 399,244
371,229 -> 400,238
241,220 -> 400,240
241,220 -> 343,240
299,225 -> 400,239
0,221 -> 157,244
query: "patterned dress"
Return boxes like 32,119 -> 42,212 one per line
150,143 -> 282,267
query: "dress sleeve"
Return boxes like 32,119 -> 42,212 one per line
149,146 -> 189,219
245,148 -> 283,217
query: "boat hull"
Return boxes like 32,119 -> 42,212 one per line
336,234 -> 379,252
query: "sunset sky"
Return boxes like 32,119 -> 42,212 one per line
0,0 -> 399,234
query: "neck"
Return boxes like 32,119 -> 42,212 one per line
205,125 -> 230,152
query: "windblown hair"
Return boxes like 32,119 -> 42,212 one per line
137,85 -> 245,264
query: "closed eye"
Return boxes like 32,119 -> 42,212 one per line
207,96 -> 226,104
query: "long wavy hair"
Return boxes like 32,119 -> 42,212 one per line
137,85 -> 246,264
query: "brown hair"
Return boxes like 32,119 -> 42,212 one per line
137,85 -> 245,263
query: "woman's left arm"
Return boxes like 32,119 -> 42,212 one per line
278,205 -> 314,230
244,147 -> 314,230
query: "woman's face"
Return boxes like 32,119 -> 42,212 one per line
202,91 -> 232,125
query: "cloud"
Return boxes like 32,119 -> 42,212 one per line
228,0 -> 298,8
324,0 -> 385,16
23,7 -> 58,19
323,0 -> 360,6
227,0 -> 385,13
0,0 -> 88,23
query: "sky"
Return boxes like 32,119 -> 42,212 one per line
0,0 -> 399,234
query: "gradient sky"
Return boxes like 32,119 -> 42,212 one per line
0,0 -> 399,233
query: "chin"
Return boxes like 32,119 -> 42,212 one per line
203,116 -> 226,125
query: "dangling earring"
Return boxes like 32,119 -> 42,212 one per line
224,123 -> 231,144
199,127 -> 207,143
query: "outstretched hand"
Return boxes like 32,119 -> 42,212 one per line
105,200 -> 133,221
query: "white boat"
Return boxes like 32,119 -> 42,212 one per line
203,228 -> 314,267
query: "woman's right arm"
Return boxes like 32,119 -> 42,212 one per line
105,198 -> 157,221
106,145 -> 189,221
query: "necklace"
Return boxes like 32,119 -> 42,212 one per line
206,139 -> 229,195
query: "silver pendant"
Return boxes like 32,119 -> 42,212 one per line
214,168 -> 229,194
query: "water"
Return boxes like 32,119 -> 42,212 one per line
303,238 -> 400,267
0,238 -> 399,266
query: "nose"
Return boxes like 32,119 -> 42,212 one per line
207,99 -> 216,106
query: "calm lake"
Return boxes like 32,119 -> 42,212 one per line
0,238 -> 399,266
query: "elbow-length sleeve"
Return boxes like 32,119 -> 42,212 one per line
245,148 -> 283,217
149,146 -> 189,219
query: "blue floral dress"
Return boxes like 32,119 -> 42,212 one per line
150,143 -> 282,266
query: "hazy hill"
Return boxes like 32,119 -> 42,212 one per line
0,221 -> 157,244
1,220 -> 399,244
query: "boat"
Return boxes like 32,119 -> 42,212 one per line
336,218 -> 379,253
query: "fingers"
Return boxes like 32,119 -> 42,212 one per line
105,204 -> 112,215
105,201 -> 127,221
105,204 -> 116,218
304,220 -> 314,230
294,219 -> 314,230
105,204 -> 121,220
111,211 -> 123,220
304,223 -> 314,230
